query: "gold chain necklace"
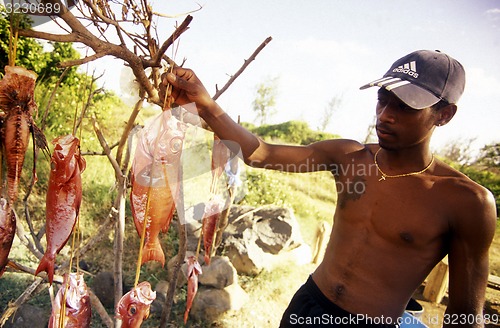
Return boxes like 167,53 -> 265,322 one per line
374,148 -> 435,181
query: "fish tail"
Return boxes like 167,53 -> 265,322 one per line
141,240 -> 165,267
35,253 -> 55,285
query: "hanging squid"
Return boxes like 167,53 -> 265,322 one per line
0,198 -> 15,277
0,66 -> 48,206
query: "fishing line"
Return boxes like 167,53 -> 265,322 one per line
58,213 -> 82,327
8,11 -> 19,67
57,57 -> 88,327
134,183 -> 153,287
163,22 -> 181,110
73,50 -> 92,137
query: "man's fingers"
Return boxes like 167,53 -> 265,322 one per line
166,72 -> 177,85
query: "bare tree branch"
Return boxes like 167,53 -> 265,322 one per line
213,36 -> 273,100
58,52 -> 108,68
144,15 -> 193,68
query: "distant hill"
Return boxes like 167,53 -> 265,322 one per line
242,120 -> 341,145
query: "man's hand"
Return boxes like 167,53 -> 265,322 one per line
160,68 -> 214,114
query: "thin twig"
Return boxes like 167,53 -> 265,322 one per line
160,175 -> 187,327
212,36 -> 272,100
89,289 -> 114,328
116,97 -> 144,168
91,116 -> 125,182
0,277 -> 44,327
13,209 -> 44,260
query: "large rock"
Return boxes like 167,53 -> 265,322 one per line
190,283 -> 248,322
167,252 -> 194,288
222,205 -> 311,274
184,203 -> 204,250
198,256 -> 237,289
2,304 -> 48,328
92,271 -> 115,308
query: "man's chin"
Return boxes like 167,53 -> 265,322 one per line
377,140 -> 398,151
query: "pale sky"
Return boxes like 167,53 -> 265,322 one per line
42,0 -> 500,153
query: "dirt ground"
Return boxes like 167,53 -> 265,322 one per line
411,285 -> 500,328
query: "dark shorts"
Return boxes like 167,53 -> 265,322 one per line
279,276 -> 398,327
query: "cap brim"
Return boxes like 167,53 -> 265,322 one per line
360,76 -> 441,110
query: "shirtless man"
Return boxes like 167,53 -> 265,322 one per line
162,50 -> 497,327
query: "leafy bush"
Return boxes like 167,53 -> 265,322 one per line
249,120 -> 340,145
443,158 -> 500,215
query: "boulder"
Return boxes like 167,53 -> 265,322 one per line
198,256 -> 237,289
223,234 -> 265,275
167,253 -> 192,287
155,279 -> 170,298
184,203 -> 204,250
254,207 -> 303,254
92,271 -> 115,308
190,283 -> 248,322
2,304 -> 48,328
222,205 -> 311,274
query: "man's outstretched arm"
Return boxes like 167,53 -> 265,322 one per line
445,186 -> 497,327
163,68 -> 361,172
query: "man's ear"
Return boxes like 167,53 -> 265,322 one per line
435,104 -> 457,127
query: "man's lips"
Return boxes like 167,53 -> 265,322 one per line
376,125 -> 395,136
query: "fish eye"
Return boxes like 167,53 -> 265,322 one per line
170,137 -> 182,153
128,304 -> 137,316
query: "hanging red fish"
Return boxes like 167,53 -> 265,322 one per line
184,255 -> 202,324
211,134 -> 230,183
130,110 -> 186,266
35,135 -> 86,284
48,272 -> 91,328
202,196 -> 224,265
116,281 -> 156,328
0,198 -> 15,277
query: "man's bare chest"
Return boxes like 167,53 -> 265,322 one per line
334,175 -> 450,248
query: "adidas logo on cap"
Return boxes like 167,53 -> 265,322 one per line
392,61 -> 419,78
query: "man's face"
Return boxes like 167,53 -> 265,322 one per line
375,89 -> 437,150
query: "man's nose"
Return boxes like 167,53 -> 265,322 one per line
377,105 -> 396,124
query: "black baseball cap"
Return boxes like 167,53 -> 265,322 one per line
360,50 -> 466,109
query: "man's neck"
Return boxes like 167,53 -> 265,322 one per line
376,145 -> 434,176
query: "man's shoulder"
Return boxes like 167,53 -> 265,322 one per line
433,160 -> 492,200
434,160 -> 497,230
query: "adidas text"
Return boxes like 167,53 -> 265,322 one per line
392,67 -> 419,78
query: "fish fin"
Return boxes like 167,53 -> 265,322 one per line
141,241 -> 165,267
31,123 -> 50,160
35,253 -> 55,285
